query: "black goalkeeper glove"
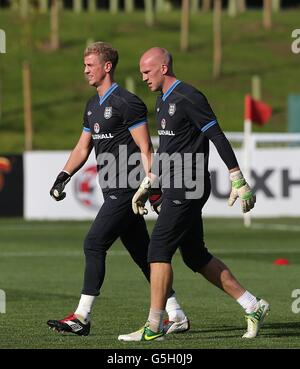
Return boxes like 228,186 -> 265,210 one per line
50,171 -> 71,201
149,187 -> 163,215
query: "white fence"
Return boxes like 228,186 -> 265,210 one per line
152,132 -> 300,148
24,133 -> 300,220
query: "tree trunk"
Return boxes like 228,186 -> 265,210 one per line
87,0 -> 97,12
73,0 -> 83,13
263,0 -> 272,30
125,0 -> 134,13
202,0 -> 211,12
39,0 -> 48,13
251,75 -> 261,101
109,0 -> 119,14
23,61 -> 33,151
144,0 -> 154,27
9,0 -> 19,11
50,0 -> 59,50
213,0 -> 222,79
156,0 -> 165,12
0,29 -> 5,53
20,0 -> 29,18
272,0 -> 281,12
180,0 -> 190,52
237,0 -> 246,13
228,0 -> 237,17
191,0 -> 199,13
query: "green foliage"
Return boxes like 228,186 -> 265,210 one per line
0,9 -> 299,153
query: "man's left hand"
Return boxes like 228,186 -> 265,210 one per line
228,170 -> 256,213
149,188 -> 163,215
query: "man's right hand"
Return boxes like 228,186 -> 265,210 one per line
50,171 -> 71,201
132,177 -> 152,215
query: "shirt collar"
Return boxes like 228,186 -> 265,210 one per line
162,80 -> 181,101
99,83 -> 118,105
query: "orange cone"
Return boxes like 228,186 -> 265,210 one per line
273,258 -> 289,265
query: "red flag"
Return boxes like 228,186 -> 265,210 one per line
244,94 -> 272,125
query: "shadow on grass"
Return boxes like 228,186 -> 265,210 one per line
6,288 -> 79,302
185,321 -> 300,340
261,322 -> 300,338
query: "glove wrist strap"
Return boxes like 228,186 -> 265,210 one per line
230,170 -> 246,189
232,178 -> 246,189
140,176 -> 152,190
62,170 -> 71,177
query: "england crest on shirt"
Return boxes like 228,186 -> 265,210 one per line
104,107 -> 112,119
168,103 -> 176,116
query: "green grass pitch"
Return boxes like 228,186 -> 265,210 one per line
0,218 -> 300,349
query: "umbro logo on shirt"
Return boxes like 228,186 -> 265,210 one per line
87,111 -> 92,116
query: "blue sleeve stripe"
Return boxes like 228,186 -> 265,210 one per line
134,117 -> 147,125
201,119 -> 217,132
83,127 -> 91,132
128,120 -> 147,131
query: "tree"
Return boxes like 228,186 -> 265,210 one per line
272,0 -> 281,12
20,0 -> 29,18
109,0 -> 119,14
191,0 -> 199,13
237,0 -> 246,13
39,0 -> 48,13
50,0 -> 59,50
180,0 -> 190,51
213,0 -> 222,79
263,0 -> 272,30
144,0 -> 154,27
228,0 -> 237,17
202,0 -> 211,12
125,0 -> 134,13
87,0 -> 97,12
73,0 -> 83,13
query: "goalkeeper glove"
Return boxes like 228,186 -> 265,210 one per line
149,187 -> 163,215
50,171 -> 71,201
132,176 -> 152,215
228,170 -> 256,213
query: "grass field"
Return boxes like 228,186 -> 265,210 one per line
0,9 -> 300,152
0,217 -> 300,349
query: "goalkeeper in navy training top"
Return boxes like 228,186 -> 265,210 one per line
47,42 -> 189,337
119,47 -> 270,342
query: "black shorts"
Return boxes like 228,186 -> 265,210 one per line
85,190 -> 150,257
148,190 -> 212,271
